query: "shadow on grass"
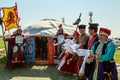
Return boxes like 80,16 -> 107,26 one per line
0,56 -> 120,80
0,56 -> 6,64
0,61 -> 78,80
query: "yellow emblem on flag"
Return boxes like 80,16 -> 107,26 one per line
2,6 -> 19,30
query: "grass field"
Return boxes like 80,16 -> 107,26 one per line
0,38 -> 5,49
114,49 -> 120,64
0,38 -> 120,80
0,56 -> 78,80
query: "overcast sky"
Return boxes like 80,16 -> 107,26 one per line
0,0 -> 120,38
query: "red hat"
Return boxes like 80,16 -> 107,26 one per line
64,33 -> 69,37
58,24 -> 62,29
73,30 -> 79,36
99,27 -> 111,37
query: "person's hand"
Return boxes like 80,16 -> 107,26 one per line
66,57 -> 73,65
88,53 -> 95,60
67,60 -> 70,65
89,54 -> 96,60
88,53 -> 93,58
54,44 -> 57,46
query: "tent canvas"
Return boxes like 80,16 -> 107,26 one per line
23,19 -> 76,36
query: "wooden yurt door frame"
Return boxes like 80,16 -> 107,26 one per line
33,35 -> 55,64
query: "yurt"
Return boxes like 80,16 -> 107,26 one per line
23,19 -> 76,64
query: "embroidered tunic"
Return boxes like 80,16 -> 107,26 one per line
90,39 -> 118,80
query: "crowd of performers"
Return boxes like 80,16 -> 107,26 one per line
3,22 -> 118,79
54,23 -> 118,80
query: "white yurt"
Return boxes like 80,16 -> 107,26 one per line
23,19 -> 76,36
22,19 -> 77,64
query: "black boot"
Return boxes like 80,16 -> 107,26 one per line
78,76 -> 86,80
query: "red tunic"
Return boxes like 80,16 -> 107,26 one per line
58,51 -> 80,74
88,34 -> 98,49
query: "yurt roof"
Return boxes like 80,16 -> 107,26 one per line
23,19 -> 76,36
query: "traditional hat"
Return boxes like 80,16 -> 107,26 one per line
89,23 -> 98,29
58,24 -> 63,30
64,33 -> 69,37
99,27 -> 111,37
73,30 -> 79,36
78,24 -> 86,29
88,23 -> 99,32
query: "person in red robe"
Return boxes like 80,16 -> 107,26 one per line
5,28 -> 26,70
57,30 -> 81,75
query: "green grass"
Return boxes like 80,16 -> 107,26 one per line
0,38 -> 5,48
114,49 -> 120,64
0,56 -> 6,64
0,62 -> 78,80
0,38 -> 79,80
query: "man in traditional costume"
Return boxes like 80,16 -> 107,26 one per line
78,24 -> 89,49
54,24 -> 69,59
76,24 -> 89,79
5,28 -> 26,70
84,23 -> 99,80
87,23 -> 99,49
88,27 -> 118,80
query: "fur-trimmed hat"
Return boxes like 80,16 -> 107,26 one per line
73,30 -> 79,36
99,27 -> 111,37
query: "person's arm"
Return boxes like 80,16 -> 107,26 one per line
98,42 -> 115,61
54,39 -> 66,46
4,35 -> 14,42
88,42 -> 97,59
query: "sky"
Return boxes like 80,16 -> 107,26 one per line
0,0 -> 120,38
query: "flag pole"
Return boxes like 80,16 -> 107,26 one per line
15,2 -> 20,27
0,9 -> 8,55
89,11 -> 93,24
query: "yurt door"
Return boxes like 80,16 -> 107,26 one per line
25,36 -> 35,62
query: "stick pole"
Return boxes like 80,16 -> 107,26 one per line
0,9 -> 8,55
